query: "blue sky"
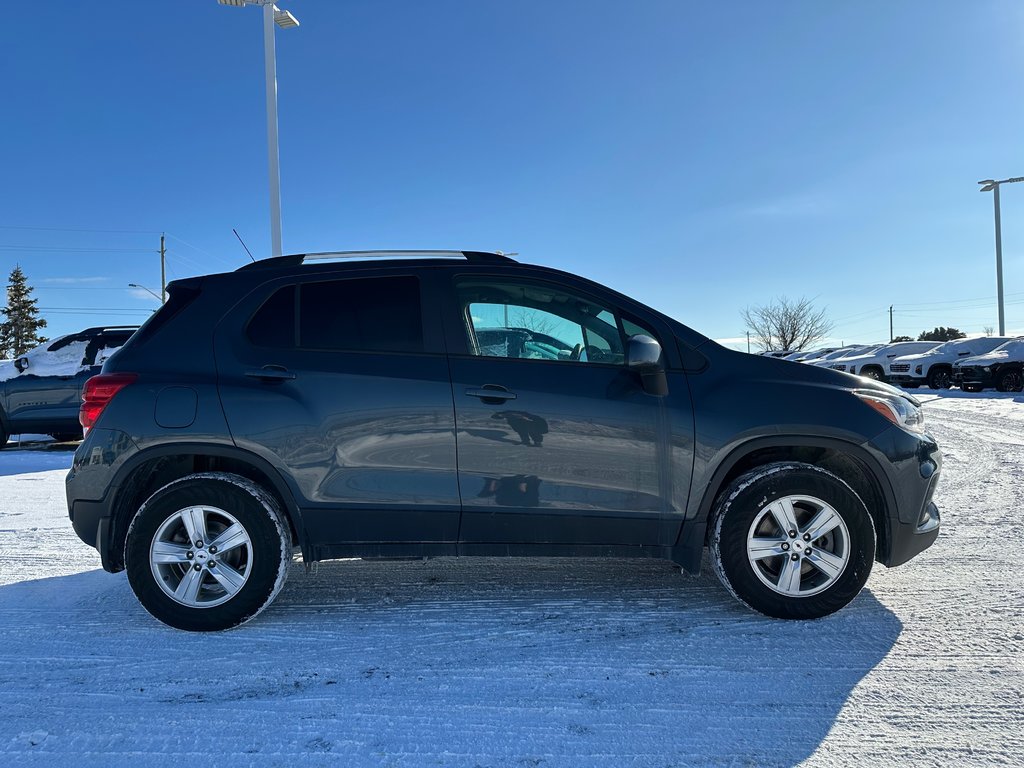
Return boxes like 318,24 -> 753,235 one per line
3,1 -> 1023,347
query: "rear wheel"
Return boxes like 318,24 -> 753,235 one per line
125,473 -> 291,631
997,369 -> 1023,393
710,462 -> 875,620
0,421 -> 7,450
928,367 -> 952,389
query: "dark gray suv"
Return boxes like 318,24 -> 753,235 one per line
65,252 -> 941,631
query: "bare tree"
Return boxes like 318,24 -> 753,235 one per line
742,296 -> 833,352
983,325 -> 994,337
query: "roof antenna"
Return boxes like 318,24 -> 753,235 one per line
233,228 -> 256,263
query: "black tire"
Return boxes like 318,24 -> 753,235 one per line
709,462 -> 875,620
125,472 -> 291,631
0,420 -> 7,450
927,366 -> 952,389
997,369 -> 1024,393
859,366 -> 883,381
50,432 -> 82,443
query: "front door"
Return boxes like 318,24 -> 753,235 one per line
445,275 -> 691,547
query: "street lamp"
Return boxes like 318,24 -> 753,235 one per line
978,176 -> 1024,336
128,283 -> 163,303
217,0 -> 301,257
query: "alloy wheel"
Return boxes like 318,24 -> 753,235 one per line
746,495 -> 851,598
149,505 -> 253,608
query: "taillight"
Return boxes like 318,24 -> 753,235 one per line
80,373 -> 137,432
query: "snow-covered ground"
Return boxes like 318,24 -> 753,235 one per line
0,392 -> 1022,766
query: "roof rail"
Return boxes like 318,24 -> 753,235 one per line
236,250 -> 517,271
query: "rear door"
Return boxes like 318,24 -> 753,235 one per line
214,269 -> 460,549
442,271 -> 693,548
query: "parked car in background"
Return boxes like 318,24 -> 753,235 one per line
0,326 -> 137,447
783,347 -> 845,363
887,336 -> 1016,389
954,338 -> 1024,392
830,341 -> 942,381
65,250 -> 941,631
806,346 -> 873,367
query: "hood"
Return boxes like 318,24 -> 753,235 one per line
954,340 -> 1024,367
718,345 -> 911,400
891,351 -> 935,364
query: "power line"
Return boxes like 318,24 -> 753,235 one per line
0,246 -> 157,253
0,225 -> 161,235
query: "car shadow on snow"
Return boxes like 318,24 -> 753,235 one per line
0,557 -> 902,766
0,445 -> 75,477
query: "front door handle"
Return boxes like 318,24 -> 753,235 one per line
245,366 -> 297,382
465,385 -> 517,403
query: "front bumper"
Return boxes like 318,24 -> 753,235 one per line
868,426 -> 942,567
887,374 -> 927,387
956,369 -> 997,389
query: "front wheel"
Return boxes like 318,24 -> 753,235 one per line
859,366 -> 883,381
710,462 -> 875,620
125,473 -> 291,631
997,369 -> 1023,393
928,367 -> 952,389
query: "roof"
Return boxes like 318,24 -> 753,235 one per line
236,250 -> 517,272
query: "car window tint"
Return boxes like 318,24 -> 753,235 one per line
247,285 -> 296,348
457,279 -> 624,365
300,277 -> 423,353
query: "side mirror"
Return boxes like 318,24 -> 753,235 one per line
14,357 -> 28,373
626,335 -> 668,396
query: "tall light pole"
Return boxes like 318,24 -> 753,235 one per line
217,0 -> 300,257
979,176 -> 1023,336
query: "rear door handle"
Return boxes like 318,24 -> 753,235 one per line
245,366 -> 296,382
465,385 -> 517,403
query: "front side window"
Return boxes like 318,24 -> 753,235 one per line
456,279 -> 655,365
247,276 -> 424,354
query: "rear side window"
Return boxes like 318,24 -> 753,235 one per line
247,277 -> 424,354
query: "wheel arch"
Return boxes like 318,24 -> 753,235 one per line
103,443 -> 306,572
673,436 -> 895,572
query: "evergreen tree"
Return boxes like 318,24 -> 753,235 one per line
0,265 -> 48,358
917,326 -> 966,342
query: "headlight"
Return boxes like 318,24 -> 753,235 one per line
854,390 -> 925,433
983,366 -> 991,373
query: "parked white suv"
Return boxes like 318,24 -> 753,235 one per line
830,341 -> 941,381
887,336 -> 1016,389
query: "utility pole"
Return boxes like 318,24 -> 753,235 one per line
159,233 -> 167,304
889,305 -> 894,342
746,331 -> 751,353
